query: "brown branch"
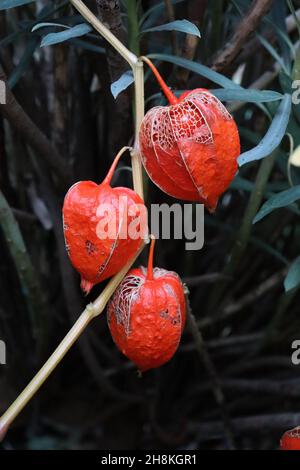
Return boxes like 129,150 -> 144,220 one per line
164,0 -> 179,56
176,0 -> 206,86
237,8 -> 300,67
0,66 -> 71,183
212,0 -> 274,73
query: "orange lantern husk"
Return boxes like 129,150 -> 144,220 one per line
280,427 -> 300,450
63,150 -> 147,294
139,58 -> 240,211
107,238 -> 186,372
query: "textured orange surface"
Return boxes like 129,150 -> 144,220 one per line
139,88 -> 240,211
108,266 -> 186,372
280,427 -> 300,450
63,181 -> 146,294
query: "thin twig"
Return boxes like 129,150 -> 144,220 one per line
0,242 -> 146,441
185,293 -> 236,450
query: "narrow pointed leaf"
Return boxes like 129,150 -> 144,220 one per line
41,23 -> 92,47
32,22 -> 69,32
147,53 -> 241,89
140,0 -> 185,27
253,185 -> 300,224
142,19 -> 200,37
212,88 -> 283,103
238,94 -> 292,166
284,257 -> 300,292
111,70 -> 134,99
0,0 -> 36,10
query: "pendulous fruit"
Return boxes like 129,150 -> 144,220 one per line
139,57 -> 240,211
107,237 -> 186,372
280,427 -> 300,450
63,148 -> 147,294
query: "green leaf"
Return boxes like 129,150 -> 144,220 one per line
238,94 -> 292,166
147,88 -> 282,105
287,0 -> 300,39
230,175 -> 255,192
292,43 -> 300,80
32,22 -> 69,32
8,37 -> 38,88
142,19 -> 200,37
256,32 -> 289,75
111,70 -> 134,99
41,23 -> 92,47
284,257 -> 300,292
253,185 -> 300,224
69,38 -> 104,54
0,0 -> 36,9
211,88 -> 283,103
147,53 -> 241,89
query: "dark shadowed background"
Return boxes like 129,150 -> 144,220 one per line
1,0 -> 300,450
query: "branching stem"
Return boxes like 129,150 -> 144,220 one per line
0,0 -> 147,438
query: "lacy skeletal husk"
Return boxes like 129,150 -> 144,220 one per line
108,274 -> 145,335
141,90 -> 232,153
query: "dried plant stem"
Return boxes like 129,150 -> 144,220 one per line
0,0 -> 147,438
70,0 -> 137,67
0,243 -> 145,441
69,0 -> 144,199
131,59 -> 145,198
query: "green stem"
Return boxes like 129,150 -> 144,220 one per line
126,0 -> 140,56
211,0 -> 223,53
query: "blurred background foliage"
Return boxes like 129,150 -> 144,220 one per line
1,0 -> 300,450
